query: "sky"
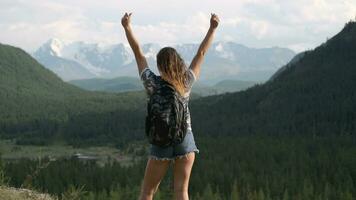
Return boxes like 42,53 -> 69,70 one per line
0,0 -> 355,53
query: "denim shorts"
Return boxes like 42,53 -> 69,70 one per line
149,130 -> 199,161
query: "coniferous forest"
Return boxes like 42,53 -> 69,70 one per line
1,135 -> 356,200
1,22 -> 356,199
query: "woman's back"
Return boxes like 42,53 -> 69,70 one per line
140,66 -> 197,132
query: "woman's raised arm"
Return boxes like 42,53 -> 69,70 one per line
121,12 -> 148,76
189,13 -> 220,79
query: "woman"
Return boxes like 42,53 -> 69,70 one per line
121,12 -> 219,200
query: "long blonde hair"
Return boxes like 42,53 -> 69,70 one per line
157,47 -> 187,96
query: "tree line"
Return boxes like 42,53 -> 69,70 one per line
1,135 -> 355,200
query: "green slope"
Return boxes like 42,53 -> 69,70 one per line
68,76 -> 144,92
191,21 -> 356,137
189,80 -> 257,96
0,43 -> 146,145
68,76 -> 256,96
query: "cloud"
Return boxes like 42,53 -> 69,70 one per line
130,12 -> 211,45
216,0 -> 356,51
0,0 -> 355,52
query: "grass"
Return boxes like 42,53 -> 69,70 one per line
0,186 -> 56,200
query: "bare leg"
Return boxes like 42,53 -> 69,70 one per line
139,158 -> 171,200
173,152 -> 195,200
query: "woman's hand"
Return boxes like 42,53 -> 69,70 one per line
121,12 -> 148,76
210,13 -> 220,30
121,12 -> 132,29
189,13 -> 219,79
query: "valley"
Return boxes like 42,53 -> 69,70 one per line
0,139 -> 146,167
1,21 -> 356,199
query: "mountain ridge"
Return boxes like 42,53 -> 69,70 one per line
190,21 -> 356,137
68,76 -> 257,96
32,40 -> 295,83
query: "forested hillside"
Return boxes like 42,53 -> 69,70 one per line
191,21 -> 356,137
0,43 -> 146,145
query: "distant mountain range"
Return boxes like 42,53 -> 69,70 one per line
32,39 -> 295,83
2,21 -> 356,145
69,77 -> 257,96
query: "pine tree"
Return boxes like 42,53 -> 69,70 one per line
257,188 -> 265,200
341,190 -> 353,200
109,189 -> 122,200
282,189 -> 289,200
230,180 -> 240,200
0,158 -> 9,186
302,179 -> 313,200
200,183 -> 220,200
323,182 -> 331,200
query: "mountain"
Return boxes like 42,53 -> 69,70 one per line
69,76 -> 144,92
33,40 -> 295,83
33,41 -> 95,81
32,39 -> 134,81
69,76 -> 257,96
268,51 -> 307,82
177,79 -> 257,96
211,79 -> 256,92
190,21 -> 356,137
0,43 -> 146,145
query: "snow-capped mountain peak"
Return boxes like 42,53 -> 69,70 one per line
33,38 -> 296,82
213,42 -> 235,60
34,38 -> 66,58
48,38 -> 64,57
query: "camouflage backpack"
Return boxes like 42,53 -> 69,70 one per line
145,78 -> 187,147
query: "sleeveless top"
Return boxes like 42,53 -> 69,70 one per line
140,67 -> 197,131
